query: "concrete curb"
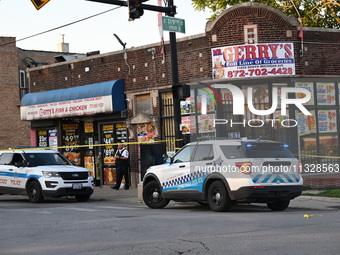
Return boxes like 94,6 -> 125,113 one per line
90,186 -> 340,205
300,195 -> 340,203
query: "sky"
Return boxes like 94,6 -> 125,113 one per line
0,0 -> 212,54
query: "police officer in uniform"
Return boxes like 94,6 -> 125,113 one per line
111,144 -> 129,190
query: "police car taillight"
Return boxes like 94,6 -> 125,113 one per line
235,162 -> 252,174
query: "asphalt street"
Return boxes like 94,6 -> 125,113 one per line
0,187 -> 339,255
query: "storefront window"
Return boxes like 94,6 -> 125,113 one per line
136,94 -> 151,115
243,84 -> 270,121
296,79 -> 340,164
161,92 -> 175,151
319,134 -> 338,156
61,122 -> 81,166
100,123 -> 128,185
300,134 -> 317,165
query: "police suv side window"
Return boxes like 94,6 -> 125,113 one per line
11,154 -> 24,165
193,145 -> 214,161
220,145 -> 244,159
0,153 -> 13,165
173,146 -> 192,163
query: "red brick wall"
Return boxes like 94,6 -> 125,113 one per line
0,36 -> 77,149
28,4 -> 340,94
0,37 -> 26,149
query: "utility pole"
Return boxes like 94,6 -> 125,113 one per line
86,0 -> 183,149
167,0 -> 183,150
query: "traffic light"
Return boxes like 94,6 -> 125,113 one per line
128,0 -> 148,21
172,83 -> 190,101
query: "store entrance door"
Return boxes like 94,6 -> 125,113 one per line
99,122 -> 128,186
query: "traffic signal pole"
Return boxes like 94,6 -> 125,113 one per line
85,0 -> 175,14
167,0 -> 183,150
86,0 -> 183,149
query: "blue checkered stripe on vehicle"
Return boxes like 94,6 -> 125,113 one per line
252,173 -> 300,184
162,170 -> 208,191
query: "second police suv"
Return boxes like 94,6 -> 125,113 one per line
0,149 -> 94,202
142,139 -> 303,212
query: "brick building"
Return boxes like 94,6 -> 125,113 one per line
21,3 -> 340,187
0,36 -> 80,149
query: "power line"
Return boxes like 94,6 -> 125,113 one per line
0,6 -> 122,48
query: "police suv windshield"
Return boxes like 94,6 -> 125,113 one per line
25,152 -> 71,167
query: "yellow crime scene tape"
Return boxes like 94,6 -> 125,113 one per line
296,154 -> 340,159
2,139 -> 183,151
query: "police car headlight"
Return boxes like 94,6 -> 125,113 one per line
43,171 -> 60,178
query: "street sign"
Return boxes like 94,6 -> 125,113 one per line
162,16 -> 185,34
31,0 -> 50,10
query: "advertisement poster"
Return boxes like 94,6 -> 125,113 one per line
297,111 -> 316,136
273,110 -> 290,129
102,124 -> 115,164
318,110 -> 337,133
116,123 -> 127,144
48,130 -> 58,150
317,83 -> 336,105
84,156 -> 95,177
61,123 -> 81,165
180,96 -> 195,114
212,43 -> 295,79
101,124 -> 115,185
198,114 -> 216,133
84,121 -> 94,133
104,168 -> 116,185
295,82 -> 314,105
181,116 -> 196,134
137,123 -> 154,143
197,91 -> 215,114
37,130 -> 48,148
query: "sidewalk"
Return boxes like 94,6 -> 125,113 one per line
91,185 -> 141,204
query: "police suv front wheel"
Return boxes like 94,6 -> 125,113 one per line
143,181 -> 170,209
208,180 -> 233,212
27,181 -> 44,203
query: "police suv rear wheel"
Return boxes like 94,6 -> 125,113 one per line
208,180 -> 232,212
143,181 -> 170,209
27,181 -> 44,203
266,200 -> 290,211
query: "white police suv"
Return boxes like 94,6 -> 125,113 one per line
0,149 -> 94,202
142,139 -> 303,212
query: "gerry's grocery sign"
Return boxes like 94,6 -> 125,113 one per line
212,43 -> 295,79
21,96 -> 113,120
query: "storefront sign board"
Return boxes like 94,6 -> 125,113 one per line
21,95 -> 113,120
212,43 -> 295,79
